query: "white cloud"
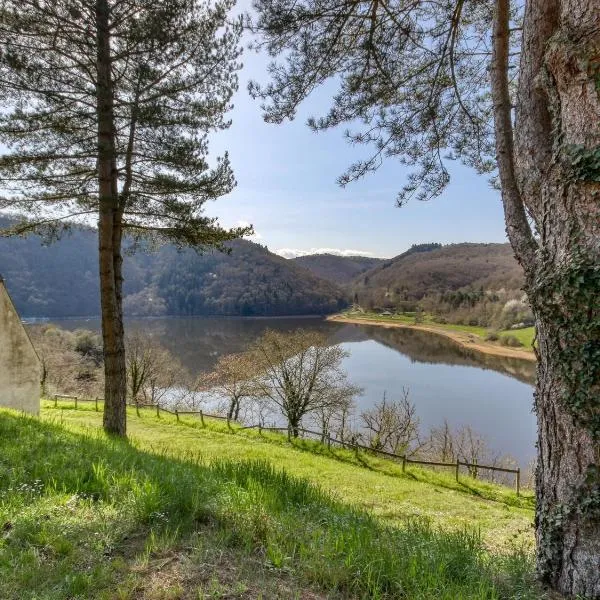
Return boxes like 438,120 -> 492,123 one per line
235,220 -> 263,241
274,247 -> 378,259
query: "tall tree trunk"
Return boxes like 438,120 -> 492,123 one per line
494,0 -> 600,595
96,0 -> 127,437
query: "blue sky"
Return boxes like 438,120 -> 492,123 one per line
205,28 -> 509,260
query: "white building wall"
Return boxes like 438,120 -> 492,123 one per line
0,279 -> 41,414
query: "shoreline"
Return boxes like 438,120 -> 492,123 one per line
327,315 -> 537,362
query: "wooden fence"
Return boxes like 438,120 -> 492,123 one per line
237,424 -> 521,495
51,395 -> 521,495
52,394 -> 235,423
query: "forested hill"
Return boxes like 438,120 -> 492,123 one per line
292,254 -> 385,284
351,243 -> 524,309
0,218 -> 348,318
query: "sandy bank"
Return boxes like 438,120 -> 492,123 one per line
327,315 -> 536,362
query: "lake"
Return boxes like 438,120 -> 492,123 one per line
53,316 -> 537,468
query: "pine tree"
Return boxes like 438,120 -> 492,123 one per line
0,0 -> 250,436
248,0 -> 600,595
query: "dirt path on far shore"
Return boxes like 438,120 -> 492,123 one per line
327,315 -> 536,362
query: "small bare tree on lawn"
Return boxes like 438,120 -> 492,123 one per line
428,421 -> 516,484
199,351 -> 261,421
311,388 -> 357,444
361,389 -> 421,456
126,332 -> 188,414
251,329 -> 361,438
428,420 -> 456,463
454,425 -> 488,478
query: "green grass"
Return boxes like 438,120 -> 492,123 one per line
0,405 -> 540,599
497,327 -> 535,349
341,311 -> 536,350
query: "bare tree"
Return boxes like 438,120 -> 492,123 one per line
428,421 -> 516,483
199,351 -> 261,421
428,420 -> 456,464
28,325 -> 103,398
360,389 -> 421,456
251,329 -> 361,438
311,388 -> 356,444
454,425 -> 489,478
125,331 -> 188,413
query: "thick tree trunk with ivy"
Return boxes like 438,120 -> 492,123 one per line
495,0 -> 600,595
246,0 -> 598,594
96,0 -> 127,437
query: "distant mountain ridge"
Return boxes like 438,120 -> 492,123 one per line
0,213 -> 525,320
350,242 -> 523,310
292,253 -> 385,285
0,217 -> 348,318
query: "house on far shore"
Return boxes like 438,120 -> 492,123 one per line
0,276 -> 41,414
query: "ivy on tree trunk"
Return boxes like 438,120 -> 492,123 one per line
248,0 -> 600,594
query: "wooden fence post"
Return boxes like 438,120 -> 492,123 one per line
227,417 -> 231,431
516,468 -> 521,497
402,456 -> 406,473
95,397 -> 99,412
54,395 -> 57,408
200,410 -> 205,427
455,461 -> 460,482
74,396 -> 78,409
327,434 -> 331,449
156,404 -> 160,418
175,409 -> 179,422
258,423 -> 262,435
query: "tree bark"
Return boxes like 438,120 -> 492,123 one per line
288,417 -> 300,438
96,0 -> 127,437
494,0 -> 600,596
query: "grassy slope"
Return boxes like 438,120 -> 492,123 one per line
0,404 -> 539,599
341,311 -> 536,349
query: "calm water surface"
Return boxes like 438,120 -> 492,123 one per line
54,316 -> 536,467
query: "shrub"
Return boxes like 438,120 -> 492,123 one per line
500,335 -> 524,348
485,331 -> 500,342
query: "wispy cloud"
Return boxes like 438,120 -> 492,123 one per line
274,247 -> 379,259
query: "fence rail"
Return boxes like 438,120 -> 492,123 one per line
50,395 -> 521,495
230,424 -> 522,495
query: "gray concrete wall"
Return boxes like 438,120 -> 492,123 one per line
0,279 -> 41,414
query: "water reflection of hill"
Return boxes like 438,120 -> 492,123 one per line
54,316 -> 534,385
123,316 -> 346,374
337,324 -> 535,385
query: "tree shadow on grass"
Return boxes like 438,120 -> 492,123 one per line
0,410 -> 534,600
